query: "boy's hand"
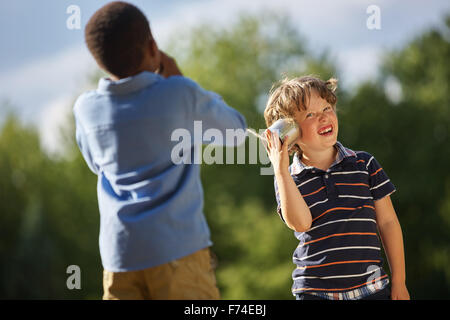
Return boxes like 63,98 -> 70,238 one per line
157,51 -> 183,78
391,282 -> 410,300
264,130 -> 290,176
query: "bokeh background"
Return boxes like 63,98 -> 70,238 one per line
1,0 -> 449,299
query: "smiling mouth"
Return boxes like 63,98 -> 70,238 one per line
318,125 -> 333,136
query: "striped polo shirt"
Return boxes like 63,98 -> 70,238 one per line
274,141 -> 396,300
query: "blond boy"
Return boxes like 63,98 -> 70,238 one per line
264,76 -> 409,300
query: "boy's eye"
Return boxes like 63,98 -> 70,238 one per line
324,106 -> 332,112
306,113 -> 314,118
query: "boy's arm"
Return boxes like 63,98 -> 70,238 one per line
192,86 -> 247,142
182,80 -> 247,146
275,170 -> 313,232
374,195 -> 410,300
266,131 -> 312,232
157,51 -> 183,78
158,51 -> 247,144
74,115 -> 98,175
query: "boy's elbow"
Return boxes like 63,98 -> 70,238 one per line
292,225 -> 311,233
229,111 -> 247,132
284,209 -> 312,233
289,221 -> 312,233
239,114 -> 247,131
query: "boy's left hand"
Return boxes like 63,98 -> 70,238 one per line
391,282 -> 410,300
157,50 -> 183,78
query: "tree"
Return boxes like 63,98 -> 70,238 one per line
338,15 -> 450,298
0,112 -> 101,299
1,11 -> 448,300
167,13 -> 339,299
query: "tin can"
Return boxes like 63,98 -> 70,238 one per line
267,119 -> 300,150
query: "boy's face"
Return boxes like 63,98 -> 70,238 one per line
293,90 -> 338,154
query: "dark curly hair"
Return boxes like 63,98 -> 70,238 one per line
85,1 -> 152,78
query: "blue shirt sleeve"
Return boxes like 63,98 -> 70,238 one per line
182,77 -> 247,146
73,97 -> 98,175
365,153 -> 396,200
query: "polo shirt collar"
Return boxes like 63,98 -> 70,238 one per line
290,141 -> 357,175
97,71 -> 162,95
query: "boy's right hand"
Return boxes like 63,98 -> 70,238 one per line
264,130 -> 290,176
157,50 -> 183,78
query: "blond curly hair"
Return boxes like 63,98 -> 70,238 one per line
264,75 -> 338,156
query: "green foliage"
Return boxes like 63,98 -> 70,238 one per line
209,197 -> 295,299
338,17 -> 450,298
0,12 -> 449,299
169,14 -> 338,299
169,13 -> 308,127
381,15 -> 450,116
0,114 -> 101,299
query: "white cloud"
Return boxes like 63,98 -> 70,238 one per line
38,94 -> 74,155
0,44 -> 97,154
0,44 -> 96,120
152,0 -> 401,86
384,75 -> 403,104
337,45 -> 383,88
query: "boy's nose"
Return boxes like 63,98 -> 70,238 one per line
318,113 -> 327,122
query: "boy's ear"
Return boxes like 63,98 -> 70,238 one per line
148,37 -> 159,58
146,37 -> 161,72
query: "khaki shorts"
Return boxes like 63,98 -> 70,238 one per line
102,247 -> 220,300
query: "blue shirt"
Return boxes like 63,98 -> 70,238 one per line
274,142 -> 396,299
73,71 -> 247,272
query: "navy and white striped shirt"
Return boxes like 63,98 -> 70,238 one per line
274,141 -> 396,299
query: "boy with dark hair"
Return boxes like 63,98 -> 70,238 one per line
85,1 -> 158,79
74,1 -> 247,299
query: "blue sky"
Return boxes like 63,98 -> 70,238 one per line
0,0 -> 449,153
